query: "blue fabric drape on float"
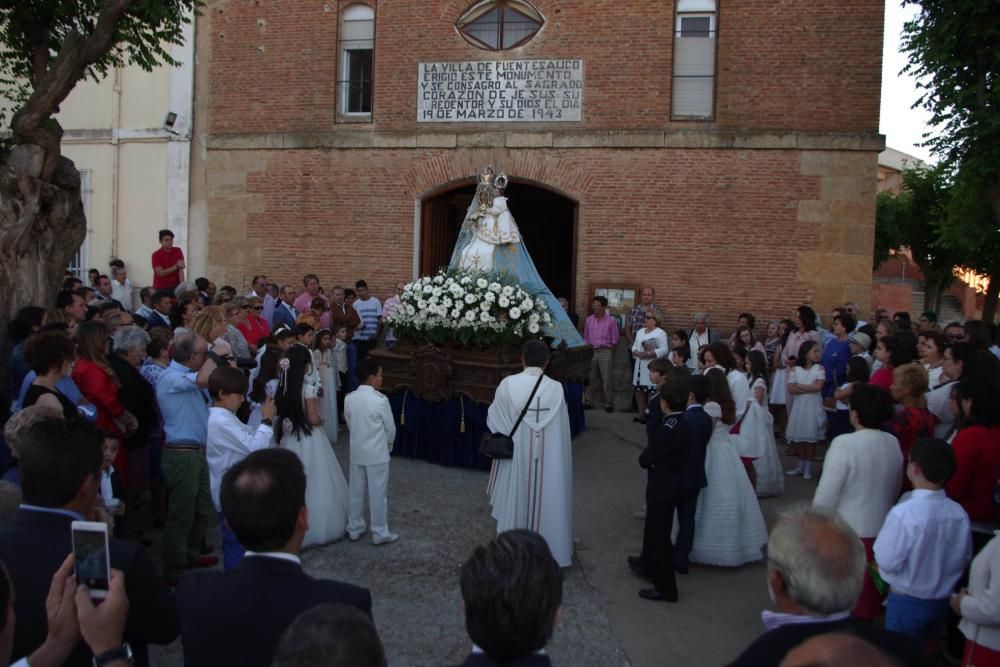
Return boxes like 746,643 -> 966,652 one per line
389,382 -> 586,470
448,196 -> 585,348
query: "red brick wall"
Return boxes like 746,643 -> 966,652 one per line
207,0 -> 883,134
229,147 -> 823,331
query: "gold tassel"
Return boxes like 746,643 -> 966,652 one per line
400,390 -> 407,426
460,396 -> 466,433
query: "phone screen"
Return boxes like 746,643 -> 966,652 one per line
73,527 -> 109,593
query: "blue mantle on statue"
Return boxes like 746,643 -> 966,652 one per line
388,382 -> 586,470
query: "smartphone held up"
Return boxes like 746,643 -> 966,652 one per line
71,520 -> 110,599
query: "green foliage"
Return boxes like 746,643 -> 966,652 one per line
940,168 -> 1000,276
875,165 -> 959,286
901,0 -> 1000,174
0,0 -> 200,123
875,191 -> 906,269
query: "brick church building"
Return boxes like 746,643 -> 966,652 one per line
190,0 -> 885,327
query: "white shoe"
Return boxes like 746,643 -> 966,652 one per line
348,532 -> 363,542
372,532 -> 399,546
802,469 -> 813,481
786,467 -> 803,476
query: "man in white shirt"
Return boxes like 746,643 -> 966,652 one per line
109,260 -> 133,310
486,340 -> 573,567
344,358 -> 398,545
874,437 -> 972,641
688,312 -> 719,372
206,366 -> 275,571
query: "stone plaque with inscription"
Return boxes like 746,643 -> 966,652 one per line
417,59 -> 583,123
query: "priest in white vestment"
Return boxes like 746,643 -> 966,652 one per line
487,340 -> 573,567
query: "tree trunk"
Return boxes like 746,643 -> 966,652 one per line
924,274 -> 944,314
0,147 -> 87,397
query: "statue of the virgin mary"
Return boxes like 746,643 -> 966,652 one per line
449,167 -> 584,347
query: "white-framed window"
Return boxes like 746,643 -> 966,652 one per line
338,4 -> 374,116
456,0 -> 544,51
672,0 -> 717,119
67,169 -> 92,279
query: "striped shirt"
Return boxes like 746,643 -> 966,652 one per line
353,297 -> 382,341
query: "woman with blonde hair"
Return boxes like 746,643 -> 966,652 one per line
888,363 -> 936,488
192,306 -> 228,345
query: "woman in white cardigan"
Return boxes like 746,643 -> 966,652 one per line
813,383 -> 902,620
953,533 -> 1000,667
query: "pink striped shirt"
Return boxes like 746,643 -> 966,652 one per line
584,314 -> 620,349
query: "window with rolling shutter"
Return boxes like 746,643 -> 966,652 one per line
339,4 -> 375,116
672,0 -> 717,120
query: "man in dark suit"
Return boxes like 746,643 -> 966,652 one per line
727,507 -> 928,667
146,291 -> 173,330
628,375 -> 691,601
457,530 -> 560,666
271,285 -> 299,332
0,417 -> 179,666
673,375 -> 712,574
175,449 -> 372,667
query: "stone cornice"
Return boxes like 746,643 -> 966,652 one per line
205,128 -> 886,152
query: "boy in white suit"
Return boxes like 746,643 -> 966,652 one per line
344,358 -> 398,545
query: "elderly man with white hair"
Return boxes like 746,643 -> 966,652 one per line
727,506 -> 928,667
688,312 -> 720,371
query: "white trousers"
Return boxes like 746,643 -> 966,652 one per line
348,462 -> 391,539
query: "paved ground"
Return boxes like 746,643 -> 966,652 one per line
151,410 -> 816,666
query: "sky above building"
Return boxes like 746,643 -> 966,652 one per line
881,0 -> 936,163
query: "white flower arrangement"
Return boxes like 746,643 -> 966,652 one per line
385,269 -> 552,347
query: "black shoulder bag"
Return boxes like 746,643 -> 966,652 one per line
479,374 -> 545,460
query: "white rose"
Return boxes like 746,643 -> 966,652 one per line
406,304 -> 416,315
452,308 -> 462,319
423,285 -> 434,294
480,311 -> 492,322
434,275 -> 444,284
528,322 -> 540,334
442,297 -> 452,308
465,310 -> 476,321
480,301 -> 490,311
484,291 -> 496,302
461,276 -> 472,285
417,300 -> 427,310
509,307 -> 522,320
498,295 -> 510,308
432,287 -> 442,297
464,293 -> 476,304
501,285 -> 514,296
522,299 -> 534,311
489,282 -> 501,292
543,312 -> 551,323
438,305 -> 449,317
529,313 -> 540,323
476,278 -> 488,289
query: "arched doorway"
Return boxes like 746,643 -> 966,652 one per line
419,181 -> 577,303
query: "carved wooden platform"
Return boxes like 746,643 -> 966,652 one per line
371,340 -> 593,404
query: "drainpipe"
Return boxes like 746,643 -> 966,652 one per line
109,67 -> 122,262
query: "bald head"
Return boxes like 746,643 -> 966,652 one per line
779,633 -> 895,667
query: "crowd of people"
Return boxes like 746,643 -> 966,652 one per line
611,291 -> 1000,664
2,226 -> 1000,664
